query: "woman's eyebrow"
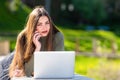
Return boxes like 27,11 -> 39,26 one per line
38,20 -> 49,23
37,22 -> 41,25
46,20 -> 49,22
37,22 -> 42,24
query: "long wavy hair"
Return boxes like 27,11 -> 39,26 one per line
9,6 -> 59,77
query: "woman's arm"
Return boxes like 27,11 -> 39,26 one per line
0,51 -> 14,80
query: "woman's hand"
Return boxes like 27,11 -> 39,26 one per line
33,31 -> 42,51
31,72 -> 34,76
12,68 -> 25,77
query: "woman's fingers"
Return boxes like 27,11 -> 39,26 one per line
33,32 -> 41,41
32,31 -> 42,51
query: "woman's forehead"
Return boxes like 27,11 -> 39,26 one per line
38,16 -> 49,23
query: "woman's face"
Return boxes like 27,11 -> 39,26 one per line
36,16 -> 50,37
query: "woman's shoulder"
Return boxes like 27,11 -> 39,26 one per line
53,32 -> 64,43
54,32 -> 64,39
53,32 -> 64,50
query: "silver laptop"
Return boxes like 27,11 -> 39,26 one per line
34,51 -> 75,79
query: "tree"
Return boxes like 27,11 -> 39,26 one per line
72,0 -> 108,25
0,0 -> 31,31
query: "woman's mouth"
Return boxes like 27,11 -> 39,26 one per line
41,30 -> 49,37
41,31 -> 47,33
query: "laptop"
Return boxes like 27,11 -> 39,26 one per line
34,51 -> 75,79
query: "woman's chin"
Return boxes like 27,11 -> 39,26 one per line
41,34 -> 48,37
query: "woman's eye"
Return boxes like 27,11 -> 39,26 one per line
37,24 -> 40,26
46,22 -> 50,24
37,23 -> 42,26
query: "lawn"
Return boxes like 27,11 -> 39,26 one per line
59,27 -> 120,80
59,27 -> 120,53
75,55 -> 120,80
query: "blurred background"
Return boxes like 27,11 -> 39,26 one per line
0,0 -> 120,80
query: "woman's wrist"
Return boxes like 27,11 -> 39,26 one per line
35,48 -> 40,51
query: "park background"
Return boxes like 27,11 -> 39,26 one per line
0,0 -> 120,80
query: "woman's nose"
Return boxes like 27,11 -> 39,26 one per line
42,24 -> 46,29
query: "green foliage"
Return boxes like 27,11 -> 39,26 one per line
0,0 -> 31,31
0,0 -> 31,51
10,40 -> 16,52
72,0 -> 107,25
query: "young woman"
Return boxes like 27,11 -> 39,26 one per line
0,6 -> 64,80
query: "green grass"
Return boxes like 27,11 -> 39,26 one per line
75,55 -> 120,80
59,27 -> 120,79
59,27 -> 120,53
75,55 -> 99,75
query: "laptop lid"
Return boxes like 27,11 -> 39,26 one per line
34,51 -> 75,79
